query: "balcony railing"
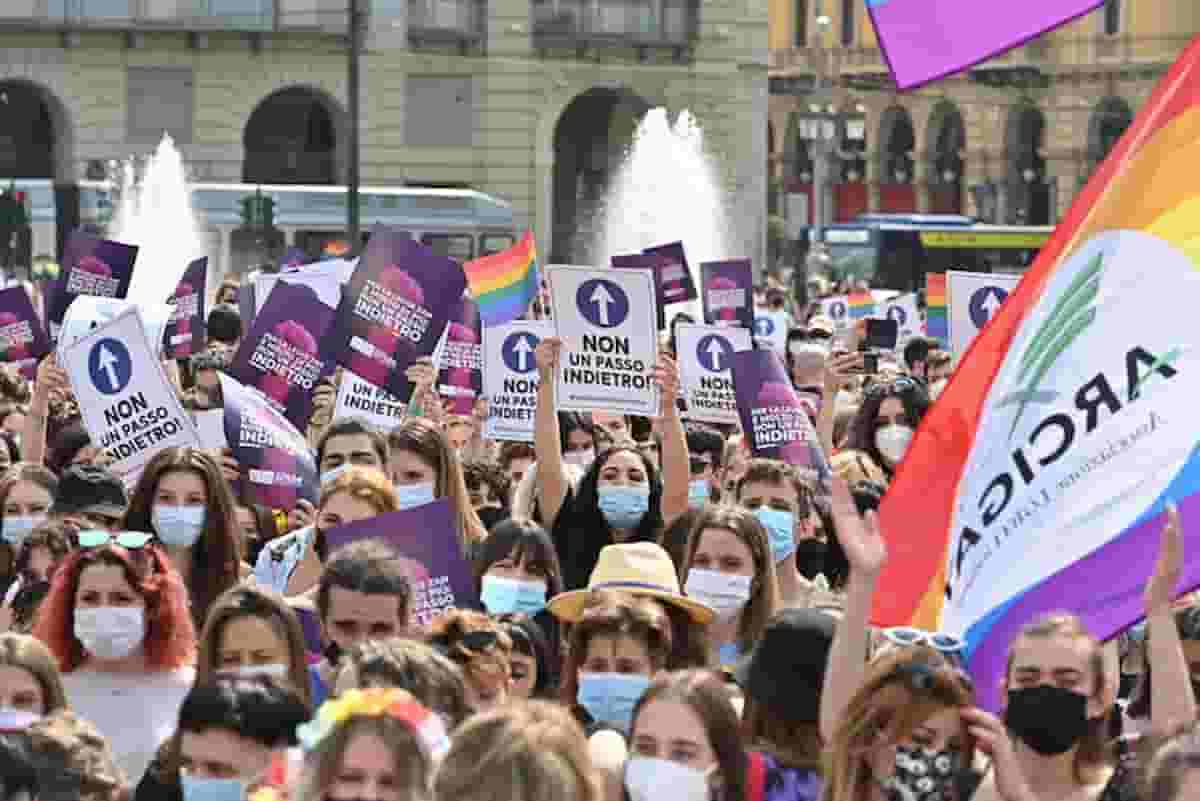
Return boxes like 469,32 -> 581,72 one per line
0,0 -> 346,33
408,0 -> 484,44
533,0 -> 697,47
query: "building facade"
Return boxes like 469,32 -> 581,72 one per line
768,0 -> 1198,230
0,0 -> 767,273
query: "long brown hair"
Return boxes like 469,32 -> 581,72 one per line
388,418 -> 486,549
0,464 -> 58,583
123,447 -> 241,627
1005,613 -> 1111,785
821,648 -> 976,801
684,505 -> 778,654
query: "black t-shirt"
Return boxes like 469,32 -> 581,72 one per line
550,487 -> 656,591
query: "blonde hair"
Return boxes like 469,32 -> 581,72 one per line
26,710 -> 128,801
321,466 -> 399,516
0,632 -> 67,713
821,648 -> 975,801
434,700 -> 599,801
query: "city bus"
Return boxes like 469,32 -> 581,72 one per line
14,179 -> 519,281
809,214 -> 1053,293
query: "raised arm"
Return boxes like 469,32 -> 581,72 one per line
1145,502 -> 1196,735
24,355 -> 67,466
533,337 -> 568,526
655,352 -> 688,529
817,351 -> 860,458
819,477 -> 886,744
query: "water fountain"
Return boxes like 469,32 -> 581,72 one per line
109,133 -> 206,305
595,108 -> 734,316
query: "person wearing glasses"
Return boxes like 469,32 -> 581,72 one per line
832,371 -> 930,484
31,532 -> 196,784
426,609 -> 512,713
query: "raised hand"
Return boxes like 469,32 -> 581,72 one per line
534,337 -> 562,381
1146,501 -> 1183,614
405,357 -> 437,392
830,477 -> 886,579
654,352 -> 681,413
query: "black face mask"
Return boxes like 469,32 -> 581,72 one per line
794,539 -> 828,580
477,506 -> 509,531
1005,685 -> 1090,755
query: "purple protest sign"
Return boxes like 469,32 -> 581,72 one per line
437,296 -> 482,416
612,254 -> 668,330
218,373 -> 318,511
164,257 -> 207,360
730,348 -> 831,484
229,281 -> 336,431
324,500 -> 478,626
700,259 -> 753,330
868,0 -> 1100,90
49,231 -> 138,327
642,241 -> 698,305
0,286 -> 50,379
330,226 -> 467,400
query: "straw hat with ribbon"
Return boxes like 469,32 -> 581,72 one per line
547,542 -> 715,625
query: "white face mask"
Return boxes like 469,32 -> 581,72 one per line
875,424 -> 914,466
625,756 -> 712,801
74,606 -> 146,661
222,663 -> 288,679
0,706 -> 41,732
684,568 -> 752,621
563,448 -> 595,469
152,504 -> 206,548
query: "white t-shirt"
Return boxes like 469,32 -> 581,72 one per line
62,667 -> 195,784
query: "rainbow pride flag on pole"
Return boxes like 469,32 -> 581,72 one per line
848,291 -> 875,320
462,232 -> 539,326
874,36 -> 1200,711
924,273 -> 948,346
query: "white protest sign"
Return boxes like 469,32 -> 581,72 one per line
58,296 -> 173,362
881,292 -> 922,346
61,307 -> 200,483
334,371 -> 407,431
676,323 -> 752,425
193,408 -> 228,450
947,271 -> 1021,358
482,319 -> 554,442
547,265 -> 661,417
255,263 -> 343,314
819,295 -> 852,330
752,309 -> 790,354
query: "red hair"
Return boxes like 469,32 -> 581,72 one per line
32,543 -> 196,672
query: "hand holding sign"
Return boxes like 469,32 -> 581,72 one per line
534,336 -> 563,381
653,352 -> 681,415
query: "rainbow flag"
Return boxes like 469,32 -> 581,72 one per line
874,36 -> 1200,711
924,273 -> 948,345
848,291 -> 875,319
462,231 -> 539,326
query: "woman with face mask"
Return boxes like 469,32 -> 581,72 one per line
832,376 -> 929,484
532,337 -> 690,592
31,537 -> 197,783
682,506 -> 779,670
625,670 -> 750,801
387,418 -> 487,557
122,447 -> 244,628
0,465 -> 57,606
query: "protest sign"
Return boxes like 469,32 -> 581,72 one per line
48,231 -> 138,331
868,0 -> 1100,90
947,271 -> 1021,358
333,371 -> 407,431
229,281 -> 336,431
0,286 -> 50,379
482,319 -> 554,442
642,241 -> 698,305
819,295 -> 852,331
329,227 -> 466,399
255,260 -> 344,315
61,307 -> 200,484
324,500 -> 478,626
873,39 -> 1200,711
612,254 -> 668,330
547,265 -> 660,417
700,260 -> 753,329
881,292 -> 921,346
58,297 -> 173,364
164,257 -> 207,360
436,297 -> 482,416
193,408 -> 227,450
751,309 -> 789,354
676,323 -> 751,426
219,373 -> 317,511
730,348 -> 831,484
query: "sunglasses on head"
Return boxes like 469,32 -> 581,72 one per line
459,630 -> 499,653
888,659 -> 975,696
807,330 -> 833,341
883,626 -> 965,653
865,376 -> 918,400
77,530 -> 154,550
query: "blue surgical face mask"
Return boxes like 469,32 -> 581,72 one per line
180,773 -> 249,801
395,481 -> 436,510
480,574 -> 548,616
2,514 -> 44,546
577,672 -> 651,731
754,507 -> 797,563
687,479 -> 711,508
597,485 -> 650,530
152,505 -> 207,548
320,463 -> 350,488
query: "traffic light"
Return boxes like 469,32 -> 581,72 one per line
240,190 -> 275,229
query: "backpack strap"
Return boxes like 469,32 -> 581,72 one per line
746,751 -> 768,801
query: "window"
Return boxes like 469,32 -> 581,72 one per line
480,234 -> 516,256
840,0 -> 854,46
1103,0 -> 1120,35
127,67 -> 193,144
421,233 -> 474,261
794,0 -> 807,46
